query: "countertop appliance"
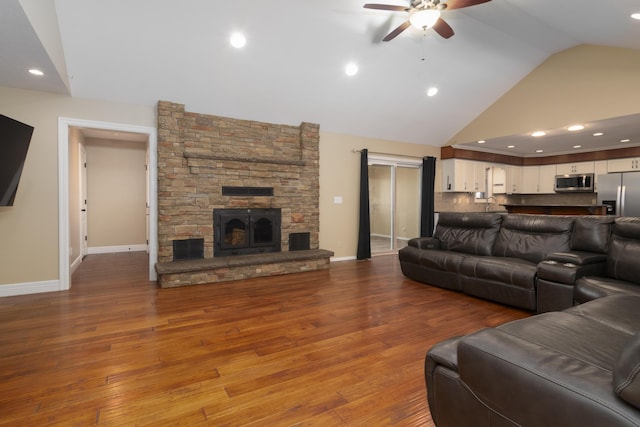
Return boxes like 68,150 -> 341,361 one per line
554,173 -> 594,192
597,172 -> 640,216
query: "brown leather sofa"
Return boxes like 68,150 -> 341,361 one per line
420,215 -> 640,426
399,213 -> 640,312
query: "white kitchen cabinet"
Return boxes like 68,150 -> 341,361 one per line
594,160 -> 608,192
505,166 -> 521,194
441,159 -> 487,192
520,165 -> 556,194
520,166 -> 540,194
538,164 -> 557,193
607,157 -> 640,173
441,159 -> 467,192
556,161 -> 594,175
471,161 -> 488,193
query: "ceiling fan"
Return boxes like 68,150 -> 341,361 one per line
364,0 -> 492,42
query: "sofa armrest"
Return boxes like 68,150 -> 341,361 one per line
408,237 -> 441,250
537,259 -> 606,285
546,251 -> 607,266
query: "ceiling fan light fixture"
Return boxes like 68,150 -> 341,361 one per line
409,9 -> 441,29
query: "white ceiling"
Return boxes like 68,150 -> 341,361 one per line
2,0 -> 640,154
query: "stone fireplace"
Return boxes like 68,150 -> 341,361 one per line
155,101 -> 332,287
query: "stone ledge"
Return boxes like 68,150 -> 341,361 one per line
184,150 -> 306,167
155,249 -> 334,288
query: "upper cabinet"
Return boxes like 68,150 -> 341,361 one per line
556,161 -> 594,175
505,166 -> 521,194
607,157 -> 640,173
441,159 -> 488,192
520,165 -> 556,194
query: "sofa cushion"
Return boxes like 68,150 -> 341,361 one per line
433,213 -> 502,256
614,332 -> 640,410
492,215 -> 574,263
571,216 -> 613,253
460,256 -> 537,289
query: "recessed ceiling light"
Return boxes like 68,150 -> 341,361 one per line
621,139 -> 631,143
345,62 -> 358,76
567,124 -> 584,131
536,149 -> 544,153
593,132 -> 604,136
531,131 -> 546,137
427,87 -> 438,97
28,68 -> 44,76
507,145 -> 515,149
477,140 -> 486,144
230,32 -> 246,48
573,145 -> 582,149
631,12 -> 640,20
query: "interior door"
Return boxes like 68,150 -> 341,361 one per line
80,144 -> 88,258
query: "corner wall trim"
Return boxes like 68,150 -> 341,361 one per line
0,280 -> 62,297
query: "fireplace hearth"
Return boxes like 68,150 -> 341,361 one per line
214,208 -> 281,257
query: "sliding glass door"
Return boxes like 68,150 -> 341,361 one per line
368,158 -> 421,254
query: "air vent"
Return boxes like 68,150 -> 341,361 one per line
222,186 -> 274,196
289,232 -> 310,251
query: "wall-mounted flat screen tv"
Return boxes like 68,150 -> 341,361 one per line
0,114 -> 34,206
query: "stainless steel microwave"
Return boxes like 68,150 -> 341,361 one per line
554,173 -> 594,192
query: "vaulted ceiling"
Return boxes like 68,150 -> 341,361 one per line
2,0 -> 640,152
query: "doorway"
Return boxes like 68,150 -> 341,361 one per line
368,156 -> 421,254
58,118 -> 158,291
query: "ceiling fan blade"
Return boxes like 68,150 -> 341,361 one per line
382,20 -> 411,41
442,0 -> 491,10
432,18 -> 454,39
364,3 -> 410,12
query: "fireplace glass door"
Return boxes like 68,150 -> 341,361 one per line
214,208 -> 281,256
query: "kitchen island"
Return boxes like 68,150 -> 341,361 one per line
501,204 -> 607,215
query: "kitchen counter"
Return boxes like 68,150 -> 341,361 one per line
501,204 -> 607,215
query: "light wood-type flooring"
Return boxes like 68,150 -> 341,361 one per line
0,252 -> 529,426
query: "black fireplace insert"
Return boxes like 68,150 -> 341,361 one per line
213,208 -> 281,257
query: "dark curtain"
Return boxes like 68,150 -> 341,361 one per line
420,156 -> 437,237
356,149 -> 371,260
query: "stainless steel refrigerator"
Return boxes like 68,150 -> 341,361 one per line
597,172 -> 640,216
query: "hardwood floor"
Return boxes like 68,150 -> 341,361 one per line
0,253 -> 529,426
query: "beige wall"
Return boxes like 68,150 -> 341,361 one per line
319,132 -> 439,259
85,138 -> 147,248
0,86 -> 154,286
448,45 -> 640,145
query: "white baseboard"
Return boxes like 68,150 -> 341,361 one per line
70,254 -> 82,275
88,244 -> 147,254
331,256 -> 357,262
0,280 -> 61,297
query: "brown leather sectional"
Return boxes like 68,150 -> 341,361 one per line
398,213 -> 640,312
399,213 -> 640,426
